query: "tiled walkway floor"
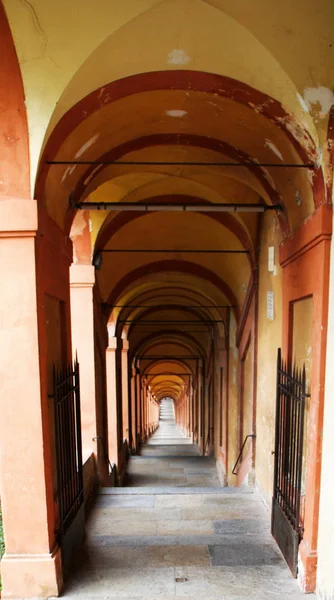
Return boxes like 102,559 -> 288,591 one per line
62,399 -> 309,599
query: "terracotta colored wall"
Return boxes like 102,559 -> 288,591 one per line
280,205 -> 331,592
35,209 -> 73,546
255,212 -> 283,506
317,209 -> 334,600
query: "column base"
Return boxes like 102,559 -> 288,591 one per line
0,546 -> 63,598
298,539 -> 317,593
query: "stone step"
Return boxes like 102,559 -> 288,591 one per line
99,486 -> 253,495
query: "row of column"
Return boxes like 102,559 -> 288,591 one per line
70,263 -> 160,479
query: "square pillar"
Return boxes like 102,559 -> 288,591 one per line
130,366 -> 137,451
106,337 -> 121,465
0,198 -> 62,598
70,265 -> 96,454
121,339 -> 130,441
136,368 -> 142,439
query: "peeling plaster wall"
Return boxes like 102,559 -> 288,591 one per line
255,213 -> 283,506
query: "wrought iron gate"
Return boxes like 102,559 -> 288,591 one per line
271,348 -> 307,577
52,360 -> 84,541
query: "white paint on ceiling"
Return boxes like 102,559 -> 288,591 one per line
303,86 -> 334,118
264,139 -> 284,161
168,49 -> 190,65
165,109 -> 188,117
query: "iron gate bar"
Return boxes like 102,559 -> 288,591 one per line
48,160 -> 314,168
271,348 -> 308,577
52,360 -> 83,538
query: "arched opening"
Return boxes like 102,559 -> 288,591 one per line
1,1 -> 334,597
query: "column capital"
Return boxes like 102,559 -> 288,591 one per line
0,197 -> 37,238
70,264 -> 95,287
107,336 -> 117,350
121,339 -> 129,352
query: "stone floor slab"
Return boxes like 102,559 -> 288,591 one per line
61,400 -> 311,599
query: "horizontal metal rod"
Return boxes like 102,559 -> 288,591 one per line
138,355 -> 203,359
113,304 -> 235,308
145,372 -> 193,376
101,248 -> 249,254
130,330 -> 212,333
72,200 -> 282,213
48,160 -> 314,168
121,319 -> 224,323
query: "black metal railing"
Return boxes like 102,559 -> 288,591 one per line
232,434 -> 256,475
52,360 -> 83,537
272,348 -> 308,533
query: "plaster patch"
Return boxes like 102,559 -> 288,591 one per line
307,169 -> 315,185
70,211 -> 86,238
84,165 -> 103,186
276,115 -> 316,159
264,139 -> 284,161
75,133 -> 100,158
166,110 -> 188,118
303,87 -> 334,119
61,164 -> 76,183
168,49 -> 190,65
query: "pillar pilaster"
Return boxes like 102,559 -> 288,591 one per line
106,336 -> 121,465
0,198 -> 62,598
121,339 -> 130,441
70,264 -> 96,454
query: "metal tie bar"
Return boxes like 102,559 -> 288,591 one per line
101,248 -> 249,254
71,199 -> 282,213
48,160 -> 314,168
120,319 -> 224,323
137,355 -> 203,359
113,304 -> 235,308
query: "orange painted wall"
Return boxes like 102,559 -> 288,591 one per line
35,210 -> 73,546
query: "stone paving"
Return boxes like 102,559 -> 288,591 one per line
62,398 -> 309,599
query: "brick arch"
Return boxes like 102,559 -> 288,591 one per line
106,260 -> 240,321
95,193 -> 256,263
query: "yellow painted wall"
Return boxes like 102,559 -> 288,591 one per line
227,312 -> 239,485
5,0 -> 333,192
242,343 -> 253,440
255,212 -> 283,506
